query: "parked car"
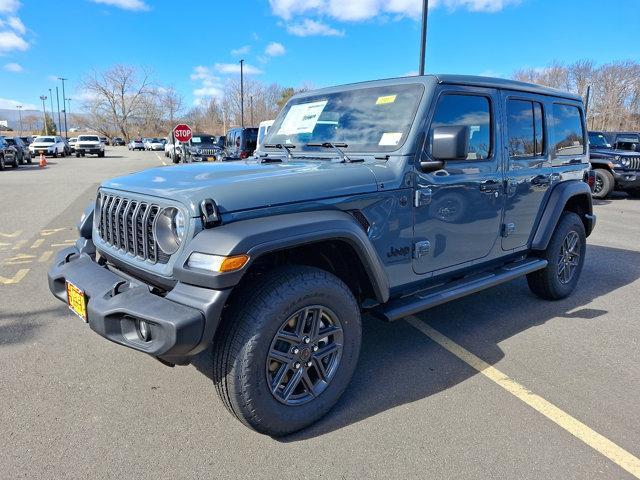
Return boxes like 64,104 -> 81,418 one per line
184,134 -> 220,162
29,135 -> 66,157
48,75 -> 596,436
222,127 -> 258,160
5,136 -> 31,164
19,136 -> 32,146
75,135 -> 105,157
112,137 -> 126,146
144,138 -> 164,151
588,131 -> 640,198
68,137 -> 78,153
256,120 -> 274,151
128,139 -> 145,151
603,131 -> 640,153
100,136 -> 109,146
0,135 -> 19,169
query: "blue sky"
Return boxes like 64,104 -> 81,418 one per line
1,0 -> 639,111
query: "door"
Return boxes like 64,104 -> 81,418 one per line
501,94 -> 552,250
413,87 -> 505,275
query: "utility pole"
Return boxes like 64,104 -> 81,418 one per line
66,97 -> 72,126
240,59 -> 245,128
250,95 -> 254,126
56,86 -> 62,139
419,0 -> 429,76
48,88 -> 56,133
59,77 -> 68,138
16,105 -> 23,136
40,95 -> 48,134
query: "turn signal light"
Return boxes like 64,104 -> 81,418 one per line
187,253 -> 250,273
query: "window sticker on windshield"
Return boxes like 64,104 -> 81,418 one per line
277,100 -> 328,135
379,132 -> 403,146
376,95 -> 397,105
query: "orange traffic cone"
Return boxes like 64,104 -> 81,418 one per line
39,153 -> 47,168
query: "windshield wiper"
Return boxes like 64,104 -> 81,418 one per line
264,143 -> 296,160
305,142 -> 356,163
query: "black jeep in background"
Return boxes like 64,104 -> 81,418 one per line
588,131 -> 640,198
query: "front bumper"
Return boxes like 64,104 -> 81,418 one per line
76,148 -> 102,154
48,246 -> 231,365
613,169 -> 640,189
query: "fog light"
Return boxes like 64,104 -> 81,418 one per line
136,319 -> 152,342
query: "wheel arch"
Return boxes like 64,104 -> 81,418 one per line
531,180 -> 594,251
173,210 -> 390,304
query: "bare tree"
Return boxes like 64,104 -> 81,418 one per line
81,64 -> 153,140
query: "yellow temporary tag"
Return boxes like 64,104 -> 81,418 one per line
376,95 -> 397,105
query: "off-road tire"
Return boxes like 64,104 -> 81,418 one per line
98,151 -> 105,158
0,155 -> 5,170
213,265 -> 362,437
26,155 -> 32,165
592,168 -> 614,199
12,155 -> 19,168
527,212 -> 586,300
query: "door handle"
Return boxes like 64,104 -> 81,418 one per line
479,180 -> 501,192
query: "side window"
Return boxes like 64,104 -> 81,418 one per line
430,94 -> 492,160
552,104 -> 585,156
506,99 -> 545,158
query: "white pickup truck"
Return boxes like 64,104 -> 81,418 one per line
75,135 -> 105,157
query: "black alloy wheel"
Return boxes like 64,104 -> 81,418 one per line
266,305 -> 343,406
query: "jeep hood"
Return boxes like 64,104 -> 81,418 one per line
101,160 -> 379,215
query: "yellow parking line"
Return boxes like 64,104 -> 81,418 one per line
50,240 -> 75,247
39,251 -> 53,263
12,239 -> 27,250
41,228 -> 66,236
31,238 -> 45,249
405,315 -> 640,479
4,253 -> 35,265
0,230 -> 22,238
0,269 -> 29,285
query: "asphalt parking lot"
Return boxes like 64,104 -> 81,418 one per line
1,148 -> 639,479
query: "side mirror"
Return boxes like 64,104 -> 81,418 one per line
430,125 -> 470,161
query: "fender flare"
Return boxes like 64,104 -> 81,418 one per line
531,180 -> 594,251
173,210 -> 390,303
589,158 -> 613,169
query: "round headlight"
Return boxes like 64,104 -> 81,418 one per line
196,148 -> 202,155
153,207 -> 186,255
621,157 -> 630,168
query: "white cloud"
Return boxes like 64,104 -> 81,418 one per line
265,41 -> 286,57
272,0 -> 520,23
0,97 -> 36,109
189,65 -> 225,102
6,15 -> 23,33
0,0 -> 20,14
286,18 -> 344,37
89,0 -> 150,11
46,74 -> 58,81
231,45 -> 251,56
214,63 -> 263,75
3,61 -> 21,72
0,30 -> 27,53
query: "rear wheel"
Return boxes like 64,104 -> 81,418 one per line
527,212 -> 586,300
592,169 -> 614,199
213,266 -> 362,436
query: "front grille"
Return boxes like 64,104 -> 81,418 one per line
96,192 -> 168,264
627,157 -> 640,170
78,143 -> 99,149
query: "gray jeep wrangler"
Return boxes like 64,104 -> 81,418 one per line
48,75 -> 595,436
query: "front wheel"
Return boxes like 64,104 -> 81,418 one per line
592,169 -> 614,199
527,212 -> 586,300
213,266 -> 362,436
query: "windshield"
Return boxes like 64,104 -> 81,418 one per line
191,135 -> 215,144
34,136 -> 55,143
267,84 -> 424,153
588,133 -> 611,148
78,136 -> 100,141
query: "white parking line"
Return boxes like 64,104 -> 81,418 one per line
405,315 -> 640,479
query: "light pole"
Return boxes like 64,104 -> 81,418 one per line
40,95 -> 48,134
419,0 -> 429,75
48,88 -> 56,133
16,105 -> 23,136
66,97 -> 72,126
250,95 -> 254,126
56,86 -> 63,139
239,59 -> 245,128
59,77 -> 68,138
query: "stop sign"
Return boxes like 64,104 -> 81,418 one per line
173,123 -> 192,143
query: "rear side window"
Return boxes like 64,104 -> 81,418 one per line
506,99 -> 544,158
430,94 -> 492,160
552,104 -> 585,156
